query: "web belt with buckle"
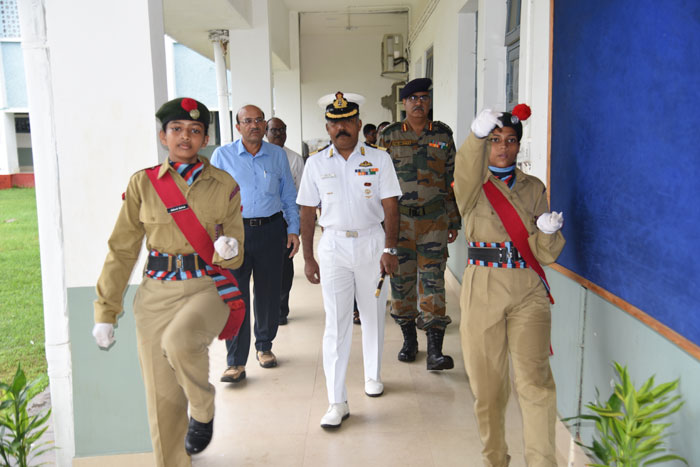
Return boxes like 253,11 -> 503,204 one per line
467,245 -> 521,264
398,200 -> 444,217
147,253 -> 204,272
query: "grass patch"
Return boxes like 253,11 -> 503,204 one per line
0,188 -> 47,390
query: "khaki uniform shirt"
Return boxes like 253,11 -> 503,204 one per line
94,156 -> 245,323
454,133 -> 564,264
379,120 -> 461,230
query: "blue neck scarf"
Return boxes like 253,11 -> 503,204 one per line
489,164 -> 516,189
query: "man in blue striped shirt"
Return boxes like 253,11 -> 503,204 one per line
211,104 -> 300,383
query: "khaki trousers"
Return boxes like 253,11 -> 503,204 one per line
133,276 -> 229,467
459,266 -> 557,467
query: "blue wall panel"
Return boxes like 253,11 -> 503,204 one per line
550,0 -> 700,345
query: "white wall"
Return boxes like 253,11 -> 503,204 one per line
409,0 -> 550,179
268,0 -> 290,69
299,12 -> 408,145
272,11 -> 303,155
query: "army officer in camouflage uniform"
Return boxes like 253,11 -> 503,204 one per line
378,78 -> 461,371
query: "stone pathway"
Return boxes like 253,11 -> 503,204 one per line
26,387 -> 56,466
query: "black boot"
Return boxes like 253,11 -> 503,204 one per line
426,327 -> 454,370
397,321 -> 418,362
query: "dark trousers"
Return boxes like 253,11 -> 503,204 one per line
280,245 -> 294,319
226,215 -> 286,366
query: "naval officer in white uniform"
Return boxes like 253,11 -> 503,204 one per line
297,92 -> 402,428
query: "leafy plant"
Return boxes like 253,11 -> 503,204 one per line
0,364 -> 53,466
564,361 -> 687,467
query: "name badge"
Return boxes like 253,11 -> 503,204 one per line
321,173 -> 336,179
167,204 -> 189,213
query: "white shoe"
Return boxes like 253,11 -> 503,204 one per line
320,402 -> 350,428
364,379 -> 384,397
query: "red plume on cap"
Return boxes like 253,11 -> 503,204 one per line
511,104 -> 531,122
180,98 -> 198,112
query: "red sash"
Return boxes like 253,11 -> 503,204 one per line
482,179 -> 554,305
145,166 -> 244,339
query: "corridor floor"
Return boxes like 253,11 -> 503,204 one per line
191,249 -> 588,467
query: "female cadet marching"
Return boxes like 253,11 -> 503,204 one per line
91,98 -> 245,467
453,105 -> 565,467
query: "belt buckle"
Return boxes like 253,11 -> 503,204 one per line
345,231 -> 358,238
176,254 -> 183,271
498,248 -> 510,263
249,219 -> 260,227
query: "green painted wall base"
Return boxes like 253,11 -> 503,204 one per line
68,286 -> 152,457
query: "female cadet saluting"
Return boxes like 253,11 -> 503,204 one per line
454,106 -> 565,467
91,98 -> 245,466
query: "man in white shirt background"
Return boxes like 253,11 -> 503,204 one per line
266,117 -> 304,325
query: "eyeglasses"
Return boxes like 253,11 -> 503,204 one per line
240,117 -> 265,125
488,136 -> 519,145
407,95 -> 431,103
268,127 -> 286,134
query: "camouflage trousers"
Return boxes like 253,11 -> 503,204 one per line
389,212 -> 452,330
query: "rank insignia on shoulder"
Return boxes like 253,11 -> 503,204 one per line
359,161 -> 373,167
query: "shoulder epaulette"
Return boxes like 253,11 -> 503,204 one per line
364,142 -> 388,151
432,120 -> 454,135
383,122 -> 402,133
308,144 -> 330,157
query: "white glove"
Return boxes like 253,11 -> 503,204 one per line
92,323 -> 115,348
471,109 -> 503,138
214,236 -> 238,260
537,211 -> 564,234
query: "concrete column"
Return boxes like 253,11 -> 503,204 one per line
209,29 -> 232,144
0,43 -> 20,174
229,0 -> 273,138
17,0 -> 167,463
272,11 -> 303,154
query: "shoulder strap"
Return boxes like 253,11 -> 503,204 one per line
482,179 -> 554,304
145,166 -> 244,338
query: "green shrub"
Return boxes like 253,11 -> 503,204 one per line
564,362 -> 687,467
0,365 -> 53,466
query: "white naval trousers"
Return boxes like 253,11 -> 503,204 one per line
318,224 -> 389,404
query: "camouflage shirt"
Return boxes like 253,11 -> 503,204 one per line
379,120 -> 461,230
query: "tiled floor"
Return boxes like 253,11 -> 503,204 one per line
191,241 -> 589,467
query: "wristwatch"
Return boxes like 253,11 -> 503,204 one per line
383,248 -> 398,256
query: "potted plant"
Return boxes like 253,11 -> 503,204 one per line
564,361 -> 687,466
0,364 -> 53,466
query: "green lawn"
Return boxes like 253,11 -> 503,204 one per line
0,188 -> 47,388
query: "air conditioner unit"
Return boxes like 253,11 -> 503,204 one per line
381,34 -> 408,79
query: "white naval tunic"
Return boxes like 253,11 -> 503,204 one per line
297,142 -> 402,403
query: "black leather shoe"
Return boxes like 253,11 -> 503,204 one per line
185,417 -> 213,455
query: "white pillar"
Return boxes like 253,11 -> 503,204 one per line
164,35 -> 176,99
17,0 -> 167,463
272,11 -> 303,154
0,43 -> 20,174
209,29 -> 232,144
229,0 -> 273,138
